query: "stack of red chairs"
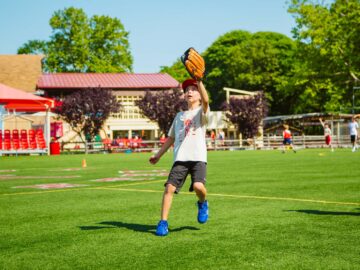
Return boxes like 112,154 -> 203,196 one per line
36,129 -> 46,149
20,129 -> 29,149
12,130 -> 20,150
29,129 -> 37,149
4,130 -> 11,150
0,129 -> 48,152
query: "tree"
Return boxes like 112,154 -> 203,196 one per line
18,7 -> 133,73
54,88 -> 120,143
204,30 -> 298,114
288,0 -> 360,113
221,92 -> 268,139
159,60 -> 189,84
135,90 -> 187,136
203,30 -> 252,109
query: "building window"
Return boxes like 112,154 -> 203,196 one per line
111,96 -> 146,119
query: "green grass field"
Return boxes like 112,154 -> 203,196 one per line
0,149 -> 359,270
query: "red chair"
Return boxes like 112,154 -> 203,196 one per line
12,129 -> 19,139
12,130 -> 20,150
4,130 -> 11,150
0,130 -> 2,150
29,129 -> 37,149
36,129 -> 46,149
20,129 -> 29,149
4,129 -> 10,140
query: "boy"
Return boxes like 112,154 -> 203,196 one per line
149,78 -> 210,236
319,118 -> 334,151
282,124 -> 296,153
348,116 -> 359,152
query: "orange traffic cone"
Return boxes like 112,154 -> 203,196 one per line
82,159 -> 87,168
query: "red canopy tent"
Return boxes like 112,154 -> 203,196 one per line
0,83 -> 54,110
0,83 -> 55,154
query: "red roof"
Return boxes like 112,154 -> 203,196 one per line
37,73 -> 180,89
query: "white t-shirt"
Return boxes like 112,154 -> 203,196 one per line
324,127 -> 331,136
168,106 -> 210,162
349,122 -> 359,136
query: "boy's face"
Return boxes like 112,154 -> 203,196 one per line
185,85 -> 201,104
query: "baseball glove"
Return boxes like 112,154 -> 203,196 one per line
181,47 -> 205,80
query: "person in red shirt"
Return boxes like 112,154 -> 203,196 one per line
282,124 -> 296,153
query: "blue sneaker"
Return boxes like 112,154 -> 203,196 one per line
156,220 -> 168,236
197,200 -> 209,224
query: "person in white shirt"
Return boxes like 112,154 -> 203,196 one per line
319,118 -> 334,152
349,116 -> 359,152
149,78 -> 210,236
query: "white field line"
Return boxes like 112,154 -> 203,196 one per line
1,179 -> 165,196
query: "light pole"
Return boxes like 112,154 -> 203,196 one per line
353,86 -> 360,114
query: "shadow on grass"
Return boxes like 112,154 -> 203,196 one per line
79,221 -> 200,235
286,209 -> 360,216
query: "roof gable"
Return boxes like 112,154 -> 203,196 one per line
0,55 -> 43,93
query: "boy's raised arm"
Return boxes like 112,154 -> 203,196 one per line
197,80 -> 209,113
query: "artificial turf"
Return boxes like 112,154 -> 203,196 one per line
0,149 -> 359,269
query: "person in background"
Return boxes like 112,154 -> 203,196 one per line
348,116 -> 359,152
282,124 -> 296,153
319,118 -> 334,152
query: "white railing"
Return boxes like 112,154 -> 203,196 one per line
57,135 -> 354,154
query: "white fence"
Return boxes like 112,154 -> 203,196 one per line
58,135 -> 355,154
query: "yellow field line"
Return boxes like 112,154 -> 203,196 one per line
2,180 -> 360,206
97,187 -> 360,206
95,179 -> 164,189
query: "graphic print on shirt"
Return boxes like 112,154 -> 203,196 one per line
179,114 -> 197,143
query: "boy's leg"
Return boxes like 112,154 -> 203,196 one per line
193,182 -> 207,202
156,184 -> 176,236
193,182 -> 209,224
160,183 -> 177,220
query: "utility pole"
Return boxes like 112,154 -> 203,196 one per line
353,86 -> 360,114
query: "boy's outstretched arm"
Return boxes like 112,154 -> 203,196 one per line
319,118 -> 324,127
197,80 -> 209,113
149,136 -> 175,164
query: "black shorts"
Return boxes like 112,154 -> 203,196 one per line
165,161 -> 207,194
283,138 -> 292,145
351,135 -> 357,143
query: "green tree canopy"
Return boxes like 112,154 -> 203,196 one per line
159,60 -> 189,84
288,0 -> 360,113
18,7 -> 133,73
203,30 -> 298,114
160,30 -> 297,114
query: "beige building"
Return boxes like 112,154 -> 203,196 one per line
36,73 -> 182,141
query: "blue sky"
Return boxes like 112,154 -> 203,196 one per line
0,0 -> 295,73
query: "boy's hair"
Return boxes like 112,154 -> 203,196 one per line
283,124 -> 289,129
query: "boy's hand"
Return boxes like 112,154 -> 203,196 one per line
149,155 -> 160,165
